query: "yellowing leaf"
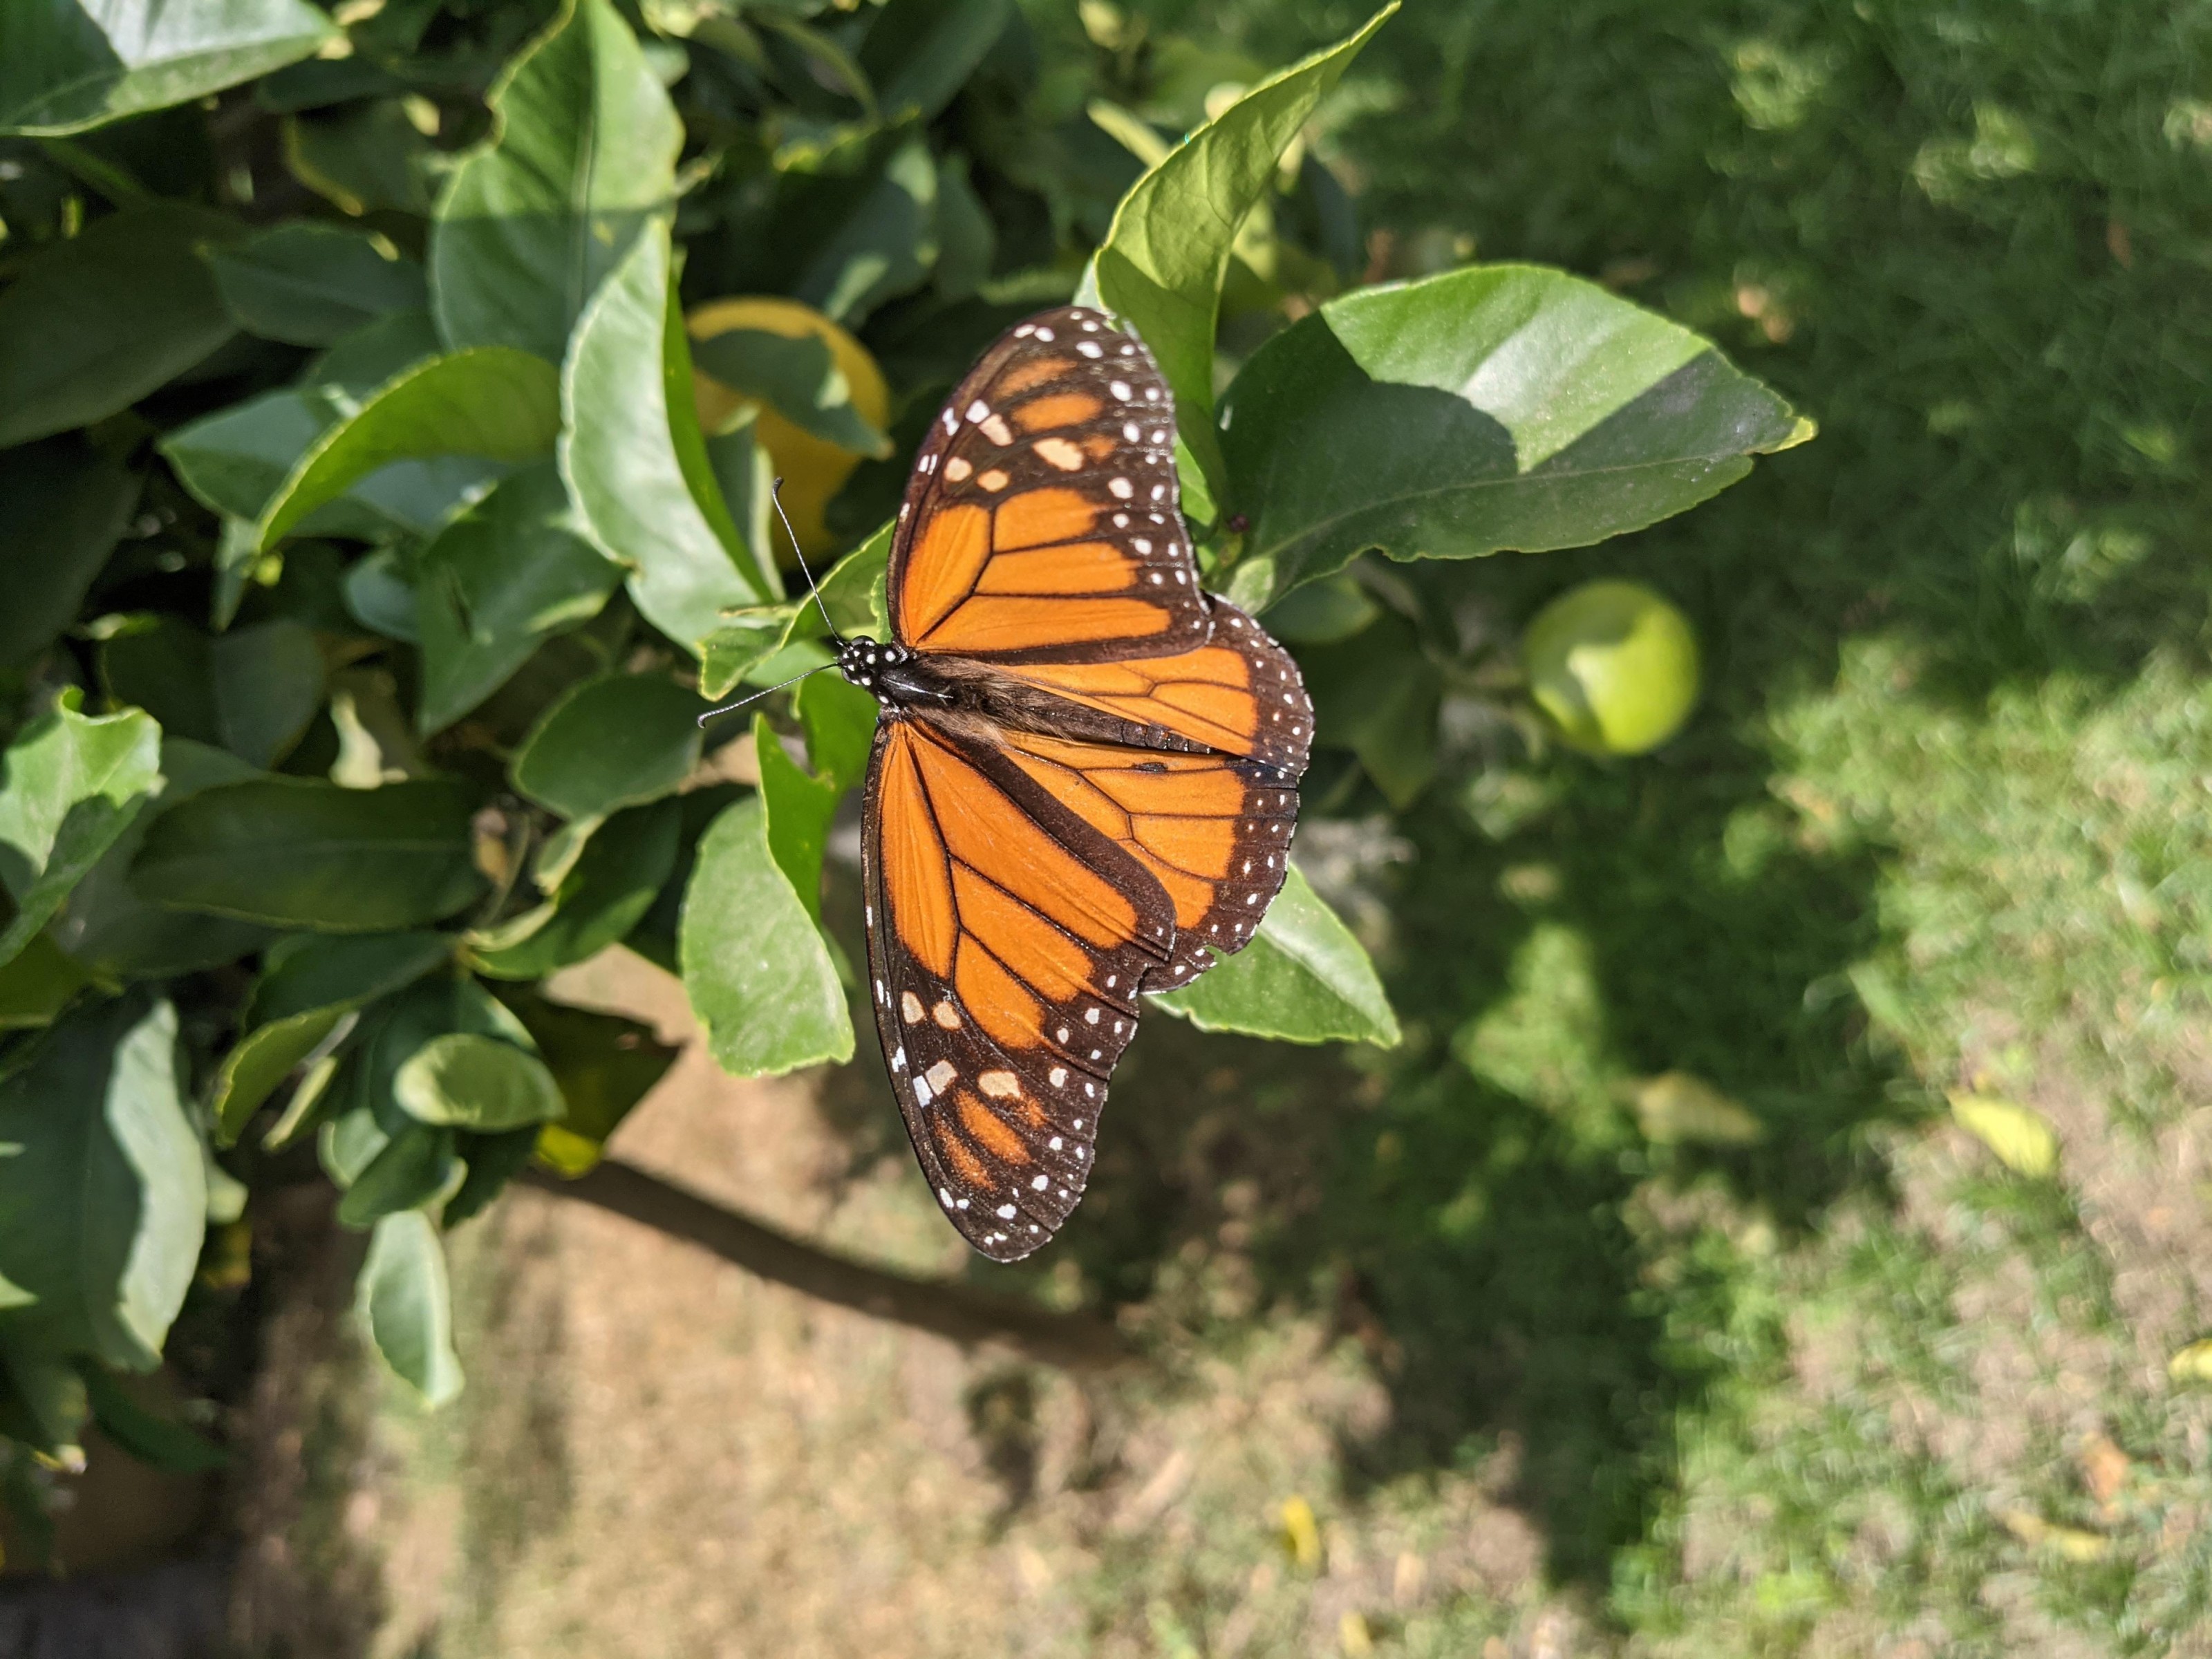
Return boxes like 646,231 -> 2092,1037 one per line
1948,1091 -> 2059,1178
1996,1508 -> 2108,1562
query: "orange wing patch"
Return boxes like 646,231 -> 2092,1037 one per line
994,488 -> 1100,551
897,504 -> 992,641
861,716 -> 1176,1261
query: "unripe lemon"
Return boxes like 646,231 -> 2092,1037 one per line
686,297 -> 890,560
1521,579 -> 1700,755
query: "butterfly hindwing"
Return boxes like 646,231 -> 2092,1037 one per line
860,715 -> 1174,1260
889,306 -> 1210,665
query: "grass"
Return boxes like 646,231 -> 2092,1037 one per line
243,0 -> 2212,1652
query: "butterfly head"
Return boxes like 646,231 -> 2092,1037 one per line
837,636 -> 912,708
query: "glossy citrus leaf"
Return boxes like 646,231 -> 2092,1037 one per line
1151,864 -> 1398,1046
0,699 -> 161,965
356,1210 -> 463,1405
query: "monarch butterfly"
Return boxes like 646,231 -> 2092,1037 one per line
778,306 -> 1312,1260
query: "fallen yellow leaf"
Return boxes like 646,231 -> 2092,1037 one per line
2168,1338 -> 2212,1384
1948,1092 -> 2059,1178
1998,1508 -> 2109,1561
1339,1610 -> 1375,1656
1280,1494 -> 1322,1570
1634,1072 -> 1765,1145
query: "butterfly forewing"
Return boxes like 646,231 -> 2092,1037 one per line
890,307 -> 1210,666
860,716 -> 1174,1261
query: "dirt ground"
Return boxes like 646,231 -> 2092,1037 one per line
224,946 -> 1568,1658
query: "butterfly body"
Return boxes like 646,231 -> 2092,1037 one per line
847,306 -> 1314,1261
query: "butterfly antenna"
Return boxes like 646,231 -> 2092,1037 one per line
771,478 -> 843,647
695,661 -> 836,728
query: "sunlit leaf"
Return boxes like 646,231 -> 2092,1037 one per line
0,0 -> 337,135
1217,264 -> 1810,607
0,995 -> 203,1371
254,346 -> 559,548
561,218 -> 772,650
393,1033 -> 566,1132
1087,6 -> 1394,503
0,698 -> 161,964
357,1210 -> 463,1405
1151,864 -> 1397,1046
509,673 -> 704,821
429,0 -> 680,363
679,794 -> 852,1076
470,799 -> 680,981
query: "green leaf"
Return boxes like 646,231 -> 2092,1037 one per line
286,99 -> 442,216
795,138 -> 938,325
1297,612 -> 1440,808
470,798 -> 680,980
204,221 -> 429,346
561,217 -> 771,651
429,0 -> 681,363
0,0 -> 341,135
103,617 -> 326,769
796,671 -> 877,794
932,151 -> 995,300
0,203 -> 238,447
1087,6 -> 1393,503
211,930 -> 454,1143
394,1033 -> 566,1132
48,737 -> 272,980
0,995 -> 205,1370
697,520 -> 890,699
254,346 -> 561,548
248,930 -> 456,1026
131,777 -> 486,931
414,460 -> 624,735
0,699 -> 161,964
0,438 -> 138,669
509,673 -> 704,820
1217,264 -> 1812,607
689,328 -> 892,457
0,933 -> 95,1031
497,991 -> 675,1174
679,794 -> 852,1077
440,1127 -> 538,1227
356,1210 -> 463,1406
755,714 -> 839,926
337,1125 -> 460,1228
1151,864 -> 1398,1046
857,0 -> 1013,122
0,1331 -> 89,1463
326,975 -> 534,1143
78,1364 -> 226,1473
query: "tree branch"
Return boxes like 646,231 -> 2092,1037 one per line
518,1158 -> 1134,1371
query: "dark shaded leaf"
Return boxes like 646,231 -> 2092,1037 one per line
858,0 -> 1012,122
131,777 -> 486,932
0,203 -> 239,447
470,798 -> 680,980
336,1124 -> 459,1228
0,438 -> 138,669
78,1364 -> 225,1473
795,138 -> 937,324
204,221 -> 429,346
49,738 -> 273,980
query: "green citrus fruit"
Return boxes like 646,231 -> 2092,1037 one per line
1521,579 -> 1700,755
